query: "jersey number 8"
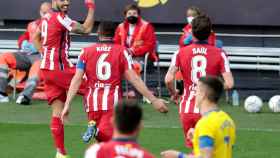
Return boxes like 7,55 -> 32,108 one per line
191,55 -> 207,83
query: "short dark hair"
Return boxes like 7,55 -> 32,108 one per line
114,100 -> 143,134
199,76 -> 224,103
192,15 -> 212,41
97,21 -> 117,37
123,4 -> 141,16
187,6 -> 202,17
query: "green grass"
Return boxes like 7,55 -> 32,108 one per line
0,97 -> 280,158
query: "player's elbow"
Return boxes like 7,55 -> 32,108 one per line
83,27 -> 92,35
165,74 -> 174,86
125,70 -> 138,83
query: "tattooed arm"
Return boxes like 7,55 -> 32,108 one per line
71,0 -> 95,35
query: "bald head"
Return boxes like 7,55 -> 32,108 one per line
40,2 -> 51,18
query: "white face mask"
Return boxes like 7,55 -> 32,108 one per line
187,16 -> 194,24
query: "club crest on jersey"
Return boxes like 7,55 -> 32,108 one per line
192,48 -> 207,55
134,0 -> 168,8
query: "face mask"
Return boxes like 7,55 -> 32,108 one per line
187,16 -> 194,24
127,16 -> 138,24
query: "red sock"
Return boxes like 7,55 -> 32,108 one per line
50,117 -> 66,155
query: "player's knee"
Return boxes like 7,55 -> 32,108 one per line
51,100 -> 65,117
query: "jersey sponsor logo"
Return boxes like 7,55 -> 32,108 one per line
134,0 -> 168,8
94,82 -> 112,88
114,145 -> 144,158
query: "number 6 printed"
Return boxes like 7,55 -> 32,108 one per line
96,53 -> 111,80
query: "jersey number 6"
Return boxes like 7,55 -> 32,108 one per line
96,53 -> 111,81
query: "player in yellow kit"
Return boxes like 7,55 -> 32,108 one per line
161,76 -> 236,158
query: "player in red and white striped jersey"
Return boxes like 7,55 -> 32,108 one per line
33,0 -> 95,157
61,22 -> 168,143
165,15 -> 234,148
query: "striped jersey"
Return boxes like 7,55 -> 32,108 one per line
77,42 -> 133,112
40,9 -> 76,70
171,42 -> 231,114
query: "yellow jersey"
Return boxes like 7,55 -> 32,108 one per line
193,110 -> 236,158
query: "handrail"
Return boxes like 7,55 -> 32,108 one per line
1,28 -> 280,38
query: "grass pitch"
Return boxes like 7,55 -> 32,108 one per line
0,97 -> 280,158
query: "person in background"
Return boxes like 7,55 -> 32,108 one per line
161,76 -> 236,158
0,2 -> 51,105
114,4 -> 158,97
179,6 -> 216,48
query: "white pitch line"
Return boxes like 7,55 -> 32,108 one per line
144,125 -> 280,133
1,121 -> 280,133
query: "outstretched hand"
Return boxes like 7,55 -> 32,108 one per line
61,105 -> 70,124
152,98 -> 169,113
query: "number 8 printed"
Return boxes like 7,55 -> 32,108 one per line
191,55 -> 207,83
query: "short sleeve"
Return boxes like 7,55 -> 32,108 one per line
199,136 -> 214,148
122,49 -> 133,71
219,50 -> 231,73
76,49 -> 86,70
57,14 -> 76,31
84,144 -> 101,158
197,120 -> 215,139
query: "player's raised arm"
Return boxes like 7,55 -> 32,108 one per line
71,0 -> 95,34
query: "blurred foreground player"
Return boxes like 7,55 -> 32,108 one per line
165,15 -> 234,148
85,101 -> 155,158
0,2 -> 51,105
33,0 -> 95,157
161,76 -> 236,158
61,21 -> 168,144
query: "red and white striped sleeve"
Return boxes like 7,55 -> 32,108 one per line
219,51 -> 231,73
57,14 -> 76,31
170,50 -> 180,67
